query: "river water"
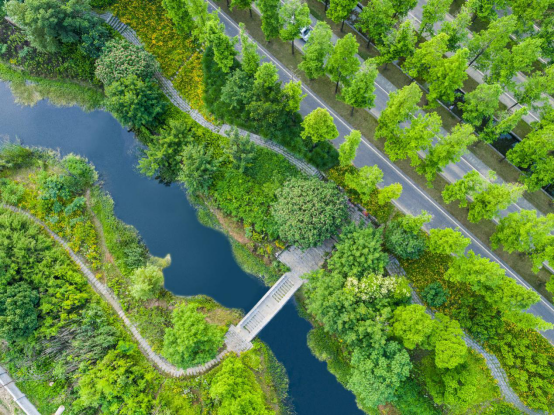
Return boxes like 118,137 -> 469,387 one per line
0,82 -> 362,415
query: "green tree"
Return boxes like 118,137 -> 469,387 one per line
491,210 -> 554,272
6,0 -> 107,55
328,222 -> 389,277
340,60 -> 378,115
231,0 -> 253,17
385,219 -> 427,259
326,33 -> 361,93
376,83 -> 421,144
418,124 -> 477,184
130,264 -> 166,300
327,0 -> 358,31
487,38 -> 543,88
442,170 -> 489,207
338,129 -> 361,166
507,124 -> 554,191
348,342 -> 412,409
225,127 -> 256,172
178,143 -> 221,194
426,48 -> 469,107
438,6 -> 471,51
403,33 -> 449,79
392,304 -> 435,349
162,0 -> 194,35
258,0 -> 281,41
105,75 -> 167,130
301,108 -> 339,146
459,83 -> 502,128
95,39 -> 159,87
163,304 -> 225,368
384,112 -> 442,166
209,356 -> 267,414
184,0 -> 210,41
282,80 -> 306,112
279,0 -> 311,54
467,15 -> 518,70
418,0 -> 453,38
378,183 -> 402,205
428,227 -> 470,256
390,0 -> 417,18
345,165 -> 383,199
239,23 -> 260,75
422,282 -> 450,307
379,20 -> 417,64
510,0 -> 551,29
397,211 -> 432,233
272,177 -> 348,248
431,313 -> 467,369
355,0 -> 395,46
206,13 -> 237,73
0,282 -> 39,342
298,21 -> 333,79
480,107 -> 528,143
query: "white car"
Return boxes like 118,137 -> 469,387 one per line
300,27 -> 311,42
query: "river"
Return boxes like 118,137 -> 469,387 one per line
0,81 -> 362,415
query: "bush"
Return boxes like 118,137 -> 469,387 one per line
95,39 -> 159,87
130,264 -> 165,300
328,222 -> 388,277
272,177 -> 348,248
422,282 -> 449,308
385,220 -> 427,260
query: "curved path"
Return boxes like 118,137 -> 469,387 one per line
0,365 -> 40,415
1,204 -> 229,378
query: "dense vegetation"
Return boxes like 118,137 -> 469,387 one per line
0,146 -> 289,415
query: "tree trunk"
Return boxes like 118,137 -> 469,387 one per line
341,20 -> 345,32
350,106 -> 355,116
508,101 -> 519,110
468,48 -> 485,67
366,37 -> 371,48
325,0 -> 329,11
335,70 -> 341,94
249,7 -> 253,18
292,39 -> 295,55
384,62 -> 389,70
226,0 -> 229,7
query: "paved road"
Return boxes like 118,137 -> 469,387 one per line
208,1 -> 554,342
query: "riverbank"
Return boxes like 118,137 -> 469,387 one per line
0,146 -> 290,415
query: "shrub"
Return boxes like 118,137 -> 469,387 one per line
328,222 -> 388,277
130,264 -> 165,300
272,177 -> 348,248
95,39 -> 158,87
422,282 -> 449,308
385,220 -> 427,260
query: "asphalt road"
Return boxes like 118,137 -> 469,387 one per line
207,1 -> 554,342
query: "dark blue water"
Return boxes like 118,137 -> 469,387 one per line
0,82 -> 362,415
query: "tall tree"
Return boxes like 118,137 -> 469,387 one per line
487,38 -> 543,88
345,165 -> 384,199
512,66 -> 554,109
0,282 -> 39,342
418,0 -> 453,38
178,143 -> 221,193
326,33 -> 361,93
426,48 -> 469,107
340,60 -> 378,115
491,210 -> 554,272
130,264 -> 165,300
282,80 -> 306,112
418,124 -> 477,184
225,127 -> 256,172
279,0 -> 311,55
327,0 -> 358,31
442,170 -> 488,208
390,0 -> 417,19
385,112 -> 442,166
480,107 -> 528,143
439,6 -> 471,51
507,124 -> 554,191
355,0 -> 395,46
258,0 -> 281,41
403,32 -> 449,79
429,227 -> 471,256
298,21 -> 333,79
239,23 -> 260,75
231,0 -> 253,17
378,183 -> 403,205
162,0 -> 194,35
205,12 -> 237,73
467,15 -> 518,69
376,83 -> 421,142
459,83 -> 502,128
301,108 -> 339,146
338,129 -> 362,166
378,20 -> 417,65
184,0 -> 210,41
510,0 -> 551,29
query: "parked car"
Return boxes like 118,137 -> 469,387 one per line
300,27 -> 311,42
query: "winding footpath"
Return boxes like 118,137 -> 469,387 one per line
1,204 -> 229,378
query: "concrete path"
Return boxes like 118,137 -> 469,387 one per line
1,204 -> 229,378
101,11 -> 554,341
0,365 -> 40,415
